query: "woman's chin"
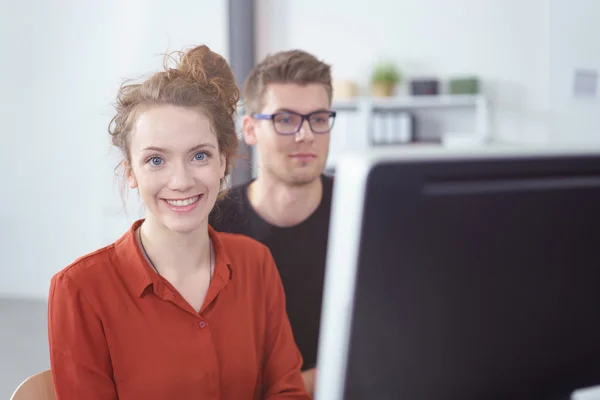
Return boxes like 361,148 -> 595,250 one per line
144,195 -> 215,234
156,208 -> 208,235
163,218 -> 207,235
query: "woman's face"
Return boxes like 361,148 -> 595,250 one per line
125,104 -> 226,234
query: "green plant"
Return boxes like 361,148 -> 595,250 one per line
371,62 -> 401,85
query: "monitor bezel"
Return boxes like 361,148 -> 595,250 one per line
314,145 -> 600,400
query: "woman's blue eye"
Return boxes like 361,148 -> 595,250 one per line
194,152 -> 207,161
150,157 -> 163,166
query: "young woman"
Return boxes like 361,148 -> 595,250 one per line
47,45 -> 309,400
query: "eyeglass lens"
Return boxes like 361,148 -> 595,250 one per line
273,112 -> 334,135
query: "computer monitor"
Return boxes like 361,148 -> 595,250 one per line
315,146 -> 600,400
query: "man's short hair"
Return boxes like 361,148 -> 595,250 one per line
242,50 -> 332,113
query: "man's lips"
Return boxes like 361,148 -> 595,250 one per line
290,153 -> 317,159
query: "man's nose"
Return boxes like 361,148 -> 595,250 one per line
295,119 -> 315,143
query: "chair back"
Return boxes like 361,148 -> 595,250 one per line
11,370 -> 55,400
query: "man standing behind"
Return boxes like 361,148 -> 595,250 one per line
210,50 -> 335,394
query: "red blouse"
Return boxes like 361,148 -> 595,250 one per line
48,220 -> 309,399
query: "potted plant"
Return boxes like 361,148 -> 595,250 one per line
371,62 -> 401,97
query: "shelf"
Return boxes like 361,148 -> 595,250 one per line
333,94 -> 484,111
323,94 -> 491,173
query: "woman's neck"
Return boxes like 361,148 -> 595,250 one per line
139,216 -> 211,277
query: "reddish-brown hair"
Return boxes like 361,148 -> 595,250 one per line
242,49 -> 332,113
108,45 -> 239,198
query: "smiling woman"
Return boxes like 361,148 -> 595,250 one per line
125,105 -> 224,234
46,45 -> 310,400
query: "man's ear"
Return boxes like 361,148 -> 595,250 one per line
123,160 -> 138,189
242,115 -> 257,146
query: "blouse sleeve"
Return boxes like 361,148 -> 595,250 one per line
48,273 -> 117,400
260,247 -> 311,399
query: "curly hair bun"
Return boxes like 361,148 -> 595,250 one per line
172,45 -> 240,117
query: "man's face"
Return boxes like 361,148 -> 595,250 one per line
243,83 -> 332,186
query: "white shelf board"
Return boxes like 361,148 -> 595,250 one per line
333,94 -> 483,111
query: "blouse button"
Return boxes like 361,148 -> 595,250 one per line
199,321 -> 207,328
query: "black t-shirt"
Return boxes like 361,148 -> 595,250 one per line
209,175 -> 333,370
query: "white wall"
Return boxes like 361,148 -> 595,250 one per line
1,0 -> 228,299
3,0 -> 598,299
549,0 -> 600,144
260,0 -> 600,146
259,0 -> 552,146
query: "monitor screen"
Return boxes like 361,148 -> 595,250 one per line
316,146 -> 600,400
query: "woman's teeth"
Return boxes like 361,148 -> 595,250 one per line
165,196 -> 200,207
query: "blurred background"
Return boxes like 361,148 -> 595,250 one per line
1,0 -> 599,396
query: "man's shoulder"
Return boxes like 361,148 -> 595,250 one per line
322,174 -> 334,194
210,182 -> 253,232
219,182 -> 248,205
319,174 -> 335,212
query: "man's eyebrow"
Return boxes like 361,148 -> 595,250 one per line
273,108 -> 331,114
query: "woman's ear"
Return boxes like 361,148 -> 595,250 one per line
219,153 -> 227,179
124,160 -> 138,189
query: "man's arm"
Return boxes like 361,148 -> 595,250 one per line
301,368 -> 317,395
260,247 -> 310,399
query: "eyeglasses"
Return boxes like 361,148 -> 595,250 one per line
252,110 -> 337,135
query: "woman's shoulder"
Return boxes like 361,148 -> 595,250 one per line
51,243 -> 119,291
212,230 -> 276,277
213,231 -> 279,295
214,230 -> 270,259
53,223 -> 140,289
